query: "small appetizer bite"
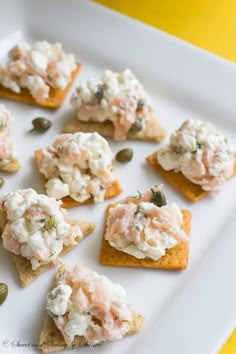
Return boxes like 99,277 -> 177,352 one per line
100,186 -> 191,270
39,263 -> 144,352
0,104 -> 19,172
35,132 -> 122,208
0,189 -> 95,287
0,41 -> 80,108
66,69 -> 166,142
146,120 -> 236,202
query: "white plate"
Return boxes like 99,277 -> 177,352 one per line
0,1 -> 236,354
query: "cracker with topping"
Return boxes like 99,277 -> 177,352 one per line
0,189 -> 95,287
66,69 -> 166,142
0,41 -> 80,108
100,188 -> 191,270
34,132 -> 122,208
0,65 -> 80,108
39,264 -> 144,353
13,219 -> 95,287
146,120 -> 236,202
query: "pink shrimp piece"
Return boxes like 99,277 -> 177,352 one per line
53,134 -> 71,146
10,44 -> 30,60
58,145 -> 86,165
26,206 -> 45,221
0,64 -> 21,93
8,60 -> 27,77
34,87 -> 49,102
33,249 -> 51,262
111,96 -> 138,141
70,264 -> 96,284
2,230 -> 21,255
45,62 -> 69,89
91,277 -> 112,312
0,136 -> 11,160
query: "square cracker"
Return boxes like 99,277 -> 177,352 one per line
63,114 -> 166,143
100,203 -> 191,270
38,266 -> 144,353
11,219 -> 95,287
146,151 -> 236,202
0,64 -> 81,109
34,149 -> 123,209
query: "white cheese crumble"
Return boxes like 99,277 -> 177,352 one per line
38,132 -> 116,203
157,119 -> 235,191
0,189 -> 82,270
71,69 -> 153,141
47,284 -> 72,316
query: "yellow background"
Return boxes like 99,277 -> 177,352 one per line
95,0 -> 235,62
95,0 -> 235,353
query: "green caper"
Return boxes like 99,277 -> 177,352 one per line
136,99 -> 145,110
151,189 -> 167,207
29,117 -> 52,133
45,216 -> 56,231
130,118 -> 144,133
0,283 -> 8,305
0,177 -> 4,189
116,148 -> 133,163
94,84 -> 104,101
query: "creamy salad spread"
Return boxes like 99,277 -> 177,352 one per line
105,187 -> 188,260
71,69 -> 153,141
0,104 -> 15,164
0,189 -> 82,270
0,41 -> 76,102
46,264 -> 132,344
157,119 -> 234,191
38,132 -> 116,203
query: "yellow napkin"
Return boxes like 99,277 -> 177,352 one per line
96,0 -> 235,62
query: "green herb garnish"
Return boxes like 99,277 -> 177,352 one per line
136,99 -> 145,110
134,205 -> 142,216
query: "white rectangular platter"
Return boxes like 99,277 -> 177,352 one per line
0,1 -> 236,354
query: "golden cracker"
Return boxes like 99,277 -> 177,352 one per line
0,64 -> 81,109
38,265 -> 144,353
146,151 -> 208,202
146,151 -> 236,202
12,219 -> 95,287
100,203 -> 191,270
34,149 -> 122,209
64,114 -> 166,143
